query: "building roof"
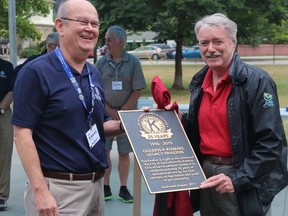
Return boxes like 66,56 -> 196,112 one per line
127,31 -> 158,43
30,1 -> 55,26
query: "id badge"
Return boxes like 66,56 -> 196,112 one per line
86,124 -> 100,149
112,81 -> 123,90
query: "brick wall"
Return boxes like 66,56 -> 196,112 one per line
237,44 -> 288,56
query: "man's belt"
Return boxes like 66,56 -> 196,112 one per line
42,170 -> 105,182
204,156 -> 233,165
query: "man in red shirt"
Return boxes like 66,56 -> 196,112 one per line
185,13 -> 288,216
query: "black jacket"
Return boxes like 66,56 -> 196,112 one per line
185,53 -> 288,215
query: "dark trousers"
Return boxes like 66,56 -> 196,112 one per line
200,159 -> 241,216
0,108 -> 13,200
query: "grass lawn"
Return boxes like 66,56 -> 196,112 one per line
141,64 -> 288,135
141,64 -> 288,107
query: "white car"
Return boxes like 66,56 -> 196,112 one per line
128,45 -> 167,60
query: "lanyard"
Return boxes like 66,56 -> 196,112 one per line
109,61 -> 123,81
55,47 -> 95,127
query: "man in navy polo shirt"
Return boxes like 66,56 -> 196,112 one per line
14,32 -> 59,76
12,0 -> 124,215
0,58 -> 15,211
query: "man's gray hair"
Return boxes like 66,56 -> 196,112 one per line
46,32 -> 59,45
194,13 -> 237,41
107,25 -> 127,46
57,0 -> 70,18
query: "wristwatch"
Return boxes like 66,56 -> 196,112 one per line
0,108 -> 4,114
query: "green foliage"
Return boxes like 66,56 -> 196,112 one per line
125,40 -> 141,51
142,38 -> 146,46
91,0 -> 154,46
19,38 -> 45,58
147,0 -> 288,46
91,0 -> 288,89
91,0 -> 287,53
228,0 -> 288,45
263,21 -> 288,44
0,0 -> 51,40
131,40 -> 138,50
16,18 -> 42,40
20,46 -> 40,58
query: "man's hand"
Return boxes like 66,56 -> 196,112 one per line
165,104 -> 181,120
199,173 -> 235,194
35,189 -> 59,216
141,106 -> 151,112
110,109 -> 120,120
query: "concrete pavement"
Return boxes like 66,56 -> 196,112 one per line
2,146 -> 156,216
1,144 -> 287,216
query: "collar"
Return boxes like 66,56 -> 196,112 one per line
106,51 -> 129,63
49,51 -> 89,76
202,67 -> 230,90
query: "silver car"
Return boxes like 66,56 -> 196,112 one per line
128,45 -> 167,60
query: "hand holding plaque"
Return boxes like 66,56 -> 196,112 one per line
119,76 -> 206,194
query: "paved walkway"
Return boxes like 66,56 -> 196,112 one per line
1,144 -> 287,216
2,146 -> 156,216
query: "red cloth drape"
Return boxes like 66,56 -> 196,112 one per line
151,76 -> 193,216
153,191 -> 193,216
151,76 -> 179,112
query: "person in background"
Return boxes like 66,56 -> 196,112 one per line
14,32 -> 59,76
12,1 -> 125,215
183,13 -> 288,216
0,58 -> 15,211
95,25 -> 146,203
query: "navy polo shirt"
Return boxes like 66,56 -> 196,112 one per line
12,51 -> 110,173
0,58 -> 15,101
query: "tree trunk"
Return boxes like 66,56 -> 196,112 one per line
172,40 -> 183,90
93,47 -> 97,64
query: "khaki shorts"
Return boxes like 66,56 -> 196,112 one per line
105,135 -> 132,153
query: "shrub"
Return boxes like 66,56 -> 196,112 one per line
20,48 -> 40,58
19,41 -> 45,58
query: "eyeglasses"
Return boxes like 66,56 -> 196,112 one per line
61,17 -> 100,29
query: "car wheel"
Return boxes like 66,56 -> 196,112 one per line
152,54 -> 159,60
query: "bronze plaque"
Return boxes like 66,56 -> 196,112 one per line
118,110 -> 206,194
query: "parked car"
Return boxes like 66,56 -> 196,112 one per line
148,44 -> 175,58
128,45 -> 167,60
171,45 -> 201,59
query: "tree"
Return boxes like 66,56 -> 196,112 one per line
148,0 -> 225,89
0,0 -> 51,40
91,0 -> 288,90
91,0 -> 154,46
226,0 -> 288,45
149,0 -> 288,89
